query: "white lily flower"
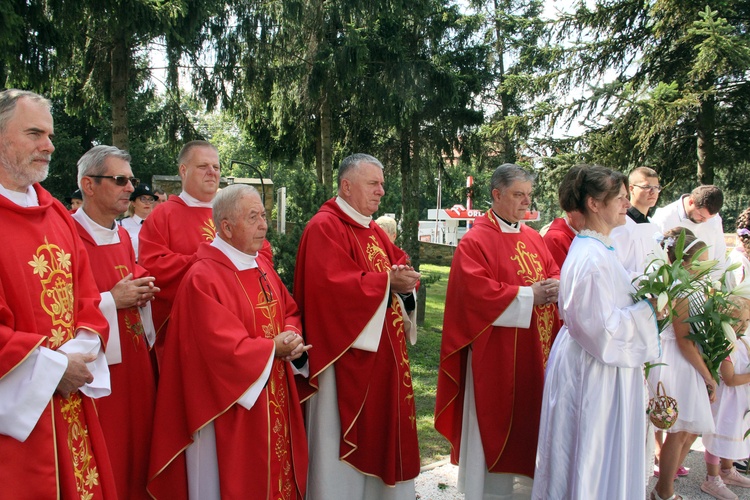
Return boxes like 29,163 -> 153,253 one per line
730,280 -> 750,299
657,291 -> 669,312
723,321 -> 737,343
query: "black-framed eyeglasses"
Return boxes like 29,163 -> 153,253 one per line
88,175 -> 140,187
632,184 -> 661,192
258,268 -> 274,302
136,196 -> 155,204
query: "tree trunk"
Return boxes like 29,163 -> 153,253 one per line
111,38 -> 130,151
494,0 -> 515,164
315,117 -> 323,184
320,93 -> 333,197
696,94 -> 715,185
400,118 -> 421,270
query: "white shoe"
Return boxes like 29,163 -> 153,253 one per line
701,475 -> 739,500
721,467 -> 750,488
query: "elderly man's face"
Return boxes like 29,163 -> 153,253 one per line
0,97 -> 55,191
492,180 -> 532,223
224,193 -> 268,255
179,146 -> 220,202
340,162 -> 385,217
84,157 -> 135,218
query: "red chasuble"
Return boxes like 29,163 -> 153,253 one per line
294,199 -> 420,485
435,211 -> 561,478
148,244 -> 307,500
542,217 -> 576,269
0,184 -> 116,499
75,223 -> 156,499
139,196 -> 273,363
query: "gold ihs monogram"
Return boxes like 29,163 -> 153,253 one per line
28,238 -> 75,348
510,241 -> 544,284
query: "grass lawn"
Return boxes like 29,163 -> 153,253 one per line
407,263 -> 453,466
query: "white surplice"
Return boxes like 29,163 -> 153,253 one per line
532,232 -> 661,500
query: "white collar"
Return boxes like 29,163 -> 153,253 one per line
179,190 -> 214,208
492,211 -> 521,234
578,229 -> 614,249
131,214 -> 144,224
335,196 -> 371,228
0,182 -> 39,207
677,194 -> 690,221
72,208 -> 121,245
564,217 -> 579,235
210,235 -> 259,271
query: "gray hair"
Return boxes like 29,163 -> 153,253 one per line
337,153 -> 384,185
375,216 -> 397,237
213,184 -> 261,226
0,89 -> 52,132
490,163 -> 535,194
77,145 -> 132,189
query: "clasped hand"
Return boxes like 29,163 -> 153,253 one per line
389,265 -> 420,294
274,331 -> 312,362
111,274 -> 160,308
532,278 -> 559,305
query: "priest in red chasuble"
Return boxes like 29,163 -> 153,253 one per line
294,153 -> 421,500
435,163 -> 562,499
139,141 -> 272,365
148,184 -> 311,500
0,89 -> 117,498
73,145 -> 160,499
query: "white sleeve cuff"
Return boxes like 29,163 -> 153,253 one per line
492,286 -> 533,328
351,277 -> 389,352
0,347 -> 68,442
99,292 -> 121,365
236,350 -> 275,410
59,332 -> 111,398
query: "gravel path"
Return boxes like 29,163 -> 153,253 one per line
415,439 -> 750,499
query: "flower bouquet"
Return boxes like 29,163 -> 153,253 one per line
631,230 -> 716,331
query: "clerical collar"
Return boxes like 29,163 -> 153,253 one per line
491,210 -> 520,233
179,190 -> 214,208
627,206 -> 650,224
335,196 -> 371,228
211,235 -> 259,271
0,182 -> 39,207
72,208 -> 121,245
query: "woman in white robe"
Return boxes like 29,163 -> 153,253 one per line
532,165 -> 663,500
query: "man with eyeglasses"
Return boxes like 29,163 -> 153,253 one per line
652,184 -> 727,274
0,89 -> 117,498
148,184 -> 311,499
72,145 -> 160,499
611,167 -> 664,274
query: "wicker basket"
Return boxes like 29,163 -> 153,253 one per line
647,381 -> 679,430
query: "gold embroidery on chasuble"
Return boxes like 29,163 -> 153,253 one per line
60,394 -> 100,499
28,238 -> 99,499
508,240 -> 555,364
28,238 -> 75,348
364,234 -> 416,427
252,279 -> 294,499
201,218 -> 216,242
115,265 -> 147,350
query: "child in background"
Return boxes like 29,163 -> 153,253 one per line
648,228 -> 717,500
701,297 -> 750,500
